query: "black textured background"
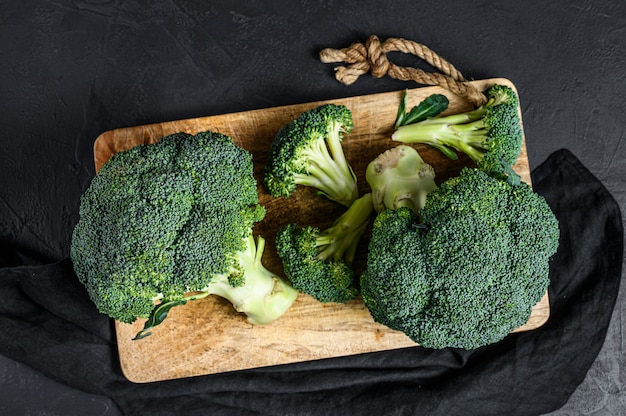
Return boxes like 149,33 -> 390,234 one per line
1,1 -> 624,415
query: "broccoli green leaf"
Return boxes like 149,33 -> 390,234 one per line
394,92 -> 449,128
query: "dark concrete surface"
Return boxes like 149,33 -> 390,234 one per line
0,1 -> 624,415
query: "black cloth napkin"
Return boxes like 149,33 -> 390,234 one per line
0,148 -> 622,416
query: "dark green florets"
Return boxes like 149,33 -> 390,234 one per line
264,104 -> 358,207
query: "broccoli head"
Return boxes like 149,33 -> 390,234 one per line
263,104 -> 358,207
391,84 -> 523,180
70,131 -> 298,339
275,193 -> 374,303
361,162 -> 559,350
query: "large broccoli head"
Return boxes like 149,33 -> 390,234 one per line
361,167 -> 559,349
70,131 -> 292,330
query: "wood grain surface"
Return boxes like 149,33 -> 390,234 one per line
93,78 -> 549,383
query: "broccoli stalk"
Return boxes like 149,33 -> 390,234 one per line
134,235 -> 298,339
264,104 -> 358,207
204,235 -> 298,325
391,84 -> 523,179
365,145 -> 438,213
311,192 -> 374,264
290,124 -> 355,205
275,193 -> 374,303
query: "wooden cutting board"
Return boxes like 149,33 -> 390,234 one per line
93,78 -> 549,383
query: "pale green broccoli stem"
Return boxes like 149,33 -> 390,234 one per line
366,145 -> 438,214
205,235 -> 298,325
326,120 -> 356,185
315,193 -> 373,264
133,235 -> 296,340
295,131 -> 358,207
392,98 -> 496,164
392,119 -> 488,163
415,105 -> 487,126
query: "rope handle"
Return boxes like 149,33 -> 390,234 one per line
319,35 -> 487,107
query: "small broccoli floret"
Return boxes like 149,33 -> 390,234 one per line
71,131 -> 298,339
361,163 -> 560,350
391,84 -> 523,180
264,104 -> 358,207
275,193 -> 374,303
365,145 -> 438,213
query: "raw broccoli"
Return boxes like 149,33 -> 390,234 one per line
70,131 -> 298,339
275,193 -> 374,303
391,84 -> 523,180
264,104 -> 358,207
360,150 -> 559,350
365,145 -> 438,213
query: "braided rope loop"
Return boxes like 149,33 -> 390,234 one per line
320,35 -> 487,107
